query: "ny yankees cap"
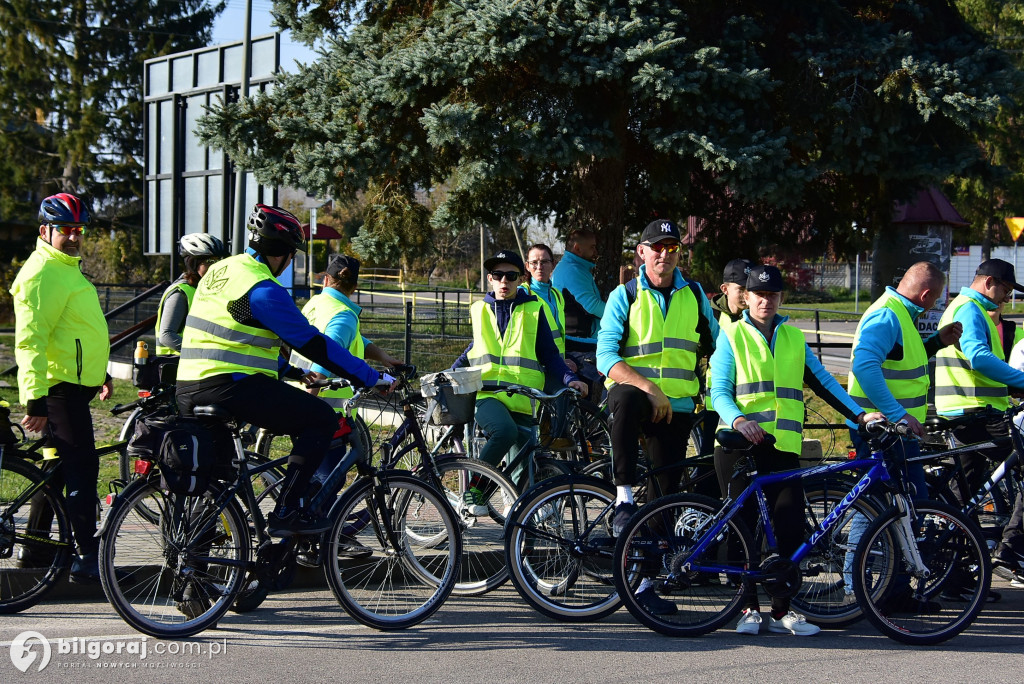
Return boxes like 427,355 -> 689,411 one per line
640,219 -> 682,245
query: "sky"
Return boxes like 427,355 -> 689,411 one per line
211,0 -> 317,71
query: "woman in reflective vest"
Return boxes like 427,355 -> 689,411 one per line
451,250 -> 587,488
155,233 -> 227,355
710,265 -> 879,635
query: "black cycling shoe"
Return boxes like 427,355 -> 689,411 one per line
69,552 -> 101,584
611,502 -> 638,537
268,508 -> 332,537
993,543 -> 1024,571
335,537 -> 374,559
635,586 -> 678,616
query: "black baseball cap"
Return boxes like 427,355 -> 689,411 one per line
484,250 -> 525,273
746,265 -> 784,292
640,219 -> 682,245
976,258 -> 1024,292
322,253 -> 360,280
723,258 -> 753,286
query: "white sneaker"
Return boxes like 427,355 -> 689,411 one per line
768,611 -> 821,636
1010,571 -> 1024,589
735,608 -> 762,635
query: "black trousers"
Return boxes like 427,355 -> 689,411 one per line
715,442 -> 804,612
608,384 -> 695,500
30,383 -> 101,557
177,374 -> 336,509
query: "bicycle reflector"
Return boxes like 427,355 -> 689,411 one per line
134,459 -> 153,476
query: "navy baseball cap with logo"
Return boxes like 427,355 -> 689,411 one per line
484,250 -> 525,273
746,265 -> 784,292
640,219 -> 682,245
976,258 -> 1024,292
723,258 -> 753,286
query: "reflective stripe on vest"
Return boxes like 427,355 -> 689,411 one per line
934,294 -> 1008,413
154,280 -> 196,355
722,321 -> 806,455
606,283 -> 701,398
847,291 -> 929,422
468,299 -> 545,414
295,292 -> 365,413
176,254 -> 282,381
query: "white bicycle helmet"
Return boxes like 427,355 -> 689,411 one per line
178,233 -> 228,258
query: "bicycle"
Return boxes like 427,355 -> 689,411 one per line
0,400 -> 127,613
97,379 -> 462,637
611,423 -> 992,645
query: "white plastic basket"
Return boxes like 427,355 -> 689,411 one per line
420,368 -> 483,425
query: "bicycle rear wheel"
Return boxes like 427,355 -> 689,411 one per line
853,500 -> 991,645
99,479 -> 250,637
323,472 -> 460,629
613,493 -> 755,637
0,457 -> 74,613
429,456 -> 517,595
505,475 -> 622,621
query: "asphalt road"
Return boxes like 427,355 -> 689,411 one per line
2,572 -> 1022,683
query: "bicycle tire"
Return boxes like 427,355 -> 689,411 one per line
852,499 -> 992,645
505,474 -> 623,621
0,457 -> 74,614
323,472 -> 461,630
613,493 -> 756,637
790,478 -> 886,627
427,456 -> 517,596
99,479 -> 250,638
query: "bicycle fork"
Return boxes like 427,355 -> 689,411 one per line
890,495 -> 931,581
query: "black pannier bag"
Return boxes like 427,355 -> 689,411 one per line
127,413 -> 217,495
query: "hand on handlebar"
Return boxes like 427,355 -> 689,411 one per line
568,380 -> 588,398
896,414 -> 925,438
301,371 -> 326,395
376,372 -> 399,395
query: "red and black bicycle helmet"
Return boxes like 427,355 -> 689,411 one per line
247,203 -> 306,256
39,193 -> 92,226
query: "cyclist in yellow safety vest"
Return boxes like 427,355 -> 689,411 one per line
935,258 -> 1024,577
154,233 -> 228,355
176,204 -> 396,538
711,265 -> 881,636
843,262 -> 961,610
451,250 -> 587,494
596,219 -> 721,616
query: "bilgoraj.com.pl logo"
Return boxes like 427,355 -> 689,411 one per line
8,631 -> 227,672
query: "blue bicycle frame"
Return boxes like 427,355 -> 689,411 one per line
677,451 -> 894,579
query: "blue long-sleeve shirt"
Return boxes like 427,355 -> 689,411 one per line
308,287 -> 373,377
551,250 -> 605,345
711,311 -> 863,428
597,265 -> 720,413
938,287 -> 1024,415
849,287 -> 945,423
452,288 -> 577,386
239,252 -> 379,388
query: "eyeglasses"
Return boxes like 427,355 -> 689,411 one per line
527,259 -> 553,267
489,270 -> 522,282
51,224 -> 85,236
643,242 -> 680,254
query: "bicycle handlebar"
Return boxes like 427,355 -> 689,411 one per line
478,383 -> 580,401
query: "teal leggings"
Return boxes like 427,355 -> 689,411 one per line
474,397 -> 536,486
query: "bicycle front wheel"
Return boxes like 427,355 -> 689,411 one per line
853,499 -> 992,645
505,475 -> 621,621
0,457 -> 74,613
323,473 -> 461,630
790,479 -> 886,627
613,493 -> 755,637
99,479 -> 250,638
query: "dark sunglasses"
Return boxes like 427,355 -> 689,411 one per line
643,241 -> 680,254
51,224 -> 86,236
490,270 -> 522,282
